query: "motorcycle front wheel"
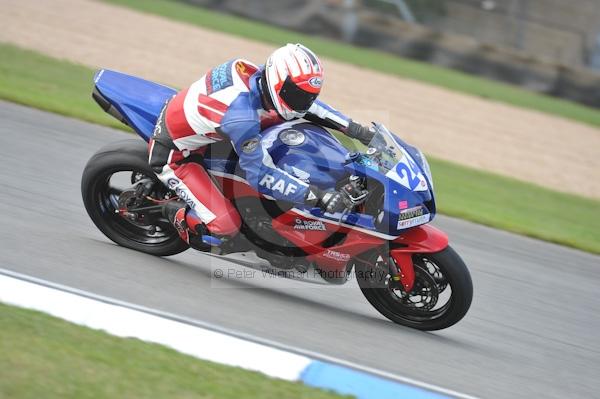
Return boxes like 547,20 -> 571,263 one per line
355,245 -> 472,330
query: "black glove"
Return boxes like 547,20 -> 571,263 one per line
346,121 -> 375,146
306,177 -> 368,214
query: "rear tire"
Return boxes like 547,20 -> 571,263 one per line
356,245 -> 472,330
81,139 -> 189,256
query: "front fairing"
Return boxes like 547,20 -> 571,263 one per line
343,163 -> 434,236
261,121 -> 436,238
339,124 -> 436,236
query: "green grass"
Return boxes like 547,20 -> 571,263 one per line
104,0 -> 600,128
0,46 -> 122,130
0,302 -> 347,399
1,42 -> 599,253
431,158 -> 599,251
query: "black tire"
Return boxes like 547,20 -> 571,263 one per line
81,139 -> 189,256
356,245 -> 472,330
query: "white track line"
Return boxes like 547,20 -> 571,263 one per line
0,267 -> 478,399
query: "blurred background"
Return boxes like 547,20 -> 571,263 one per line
1,1 -> 600,399
186,0 -> 600,106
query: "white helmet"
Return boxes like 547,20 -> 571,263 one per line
261,43 -> 324,121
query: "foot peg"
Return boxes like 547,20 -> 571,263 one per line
202,235 -> 223,247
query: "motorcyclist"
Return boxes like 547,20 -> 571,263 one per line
148,43 -> 374,247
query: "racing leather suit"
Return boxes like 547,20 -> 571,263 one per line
149,59 -> 352,237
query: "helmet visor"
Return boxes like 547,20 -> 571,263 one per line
279,76 -> 318,113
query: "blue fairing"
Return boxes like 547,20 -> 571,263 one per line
262,122 -> 348,190
259,122 -> 436,236
93,69 -> 176,141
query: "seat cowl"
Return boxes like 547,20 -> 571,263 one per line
93,69 -> 177,141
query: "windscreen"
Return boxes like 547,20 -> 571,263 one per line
355,124 -> 403,174
355,124 -> 430,193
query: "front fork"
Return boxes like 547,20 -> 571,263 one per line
387,253 -> 415,292
388,224 -> 449,292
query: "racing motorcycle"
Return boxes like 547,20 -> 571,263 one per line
82,69 -> 473,330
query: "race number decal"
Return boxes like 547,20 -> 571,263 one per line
386,152 -> 428,192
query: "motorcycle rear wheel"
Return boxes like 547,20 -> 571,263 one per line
356,245 -> 472,330
81,139 -> 189,256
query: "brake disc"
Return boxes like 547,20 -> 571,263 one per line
390,263 -> 439,311
117,189 -> 142,223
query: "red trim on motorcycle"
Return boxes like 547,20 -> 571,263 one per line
390,224 -> 449,291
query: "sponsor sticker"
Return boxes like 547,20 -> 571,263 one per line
241,137 -> 260,153
167,178 -> 179,189
166,177 -> 195,209
205,61 -> 234,94
323,249 -> 351,262
399,206 -> 423,220
293,218 -> 326,231
291,166 -> 310,182
397,213 -> 429,230
308,76 -> 322,88
153,123 -> 162,138
235,61 -> 250,78
175,187 -> 196,210
398,200 -> 408,210
152,104 -> 167,137
258,175 -> 298,196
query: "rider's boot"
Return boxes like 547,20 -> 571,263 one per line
163,201 -> 213,251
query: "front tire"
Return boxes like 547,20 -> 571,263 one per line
81,139 -> 189,256
356,246 -> 472,330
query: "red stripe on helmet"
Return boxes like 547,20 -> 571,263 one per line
292,52 -> 306,76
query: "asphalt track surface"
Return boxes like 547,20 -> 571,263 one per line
1,101 -> 599,398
